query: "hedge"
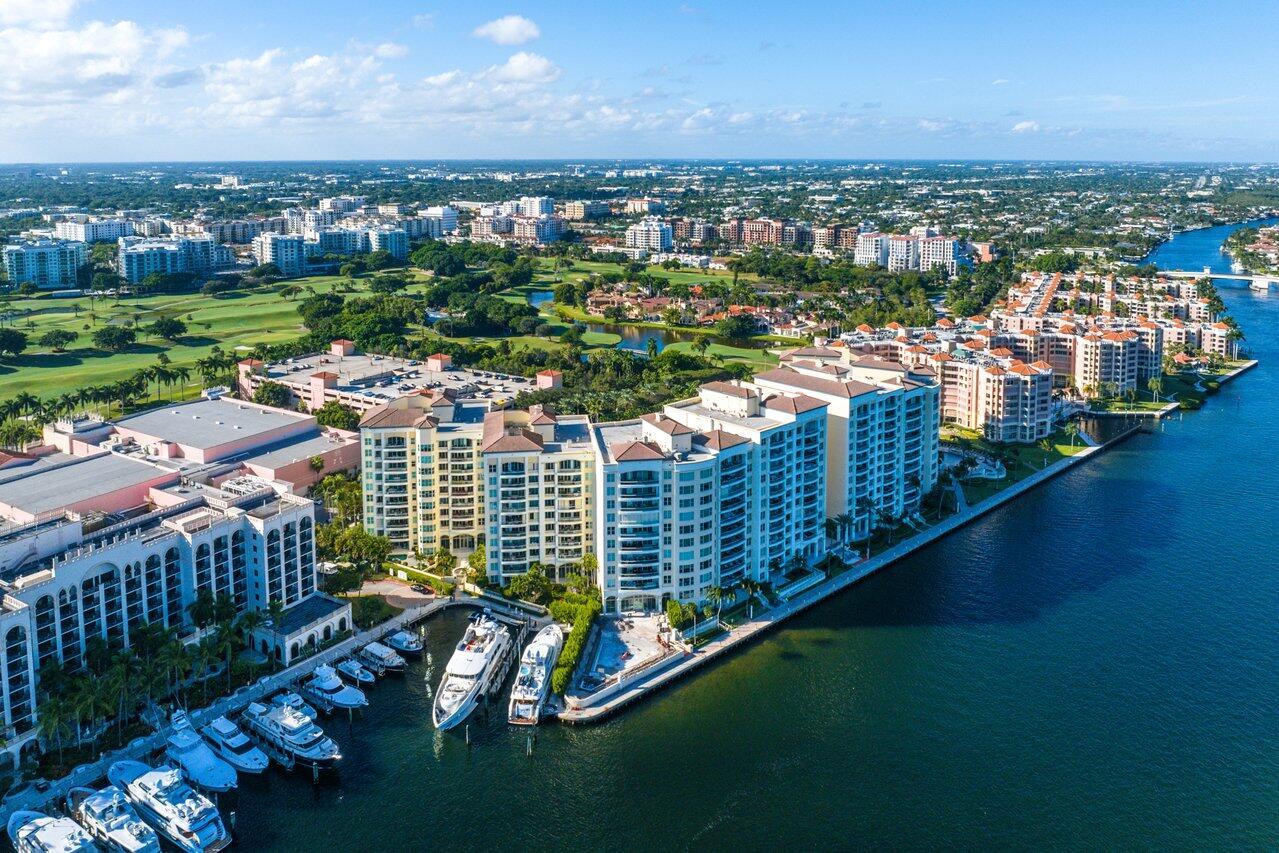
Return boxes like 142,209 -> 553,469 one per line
550,596 -> 602,696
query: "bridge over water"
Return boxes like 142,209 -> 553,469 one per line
1160,267 -> 1279,291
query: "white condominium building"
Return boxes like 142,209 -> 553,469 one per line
3,239 -> 87,289
919,236 -> 961,275
625,216 -> 674,252
421,205 -> 459,234
755,355 -> 940,541
887,235 -> 919,272
367,227 -> 409,260
54,218 -> 133,243
252,232 -> 308,277
481,407 -> 595,584
519,196 -> 555,216
359,391 -> 489,557
117,235 -> 228,284
592,381 -> 827,613
854,232 -> 890,267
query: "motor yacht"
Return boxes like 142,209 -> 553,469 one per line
6,810 -> 98,853
269,691 -> 317,721
357,642 -> 406,675
198,716 -> 269,775
383,629 -> 424,658
300,664 -> 368,712
66,786 -> 160,853
508,624 -> 564,726
333,658 -> 375,686
239,702 -> 341,772
163,711 -> 237,793
107,761 -> 230,853
433,611 -> 511,731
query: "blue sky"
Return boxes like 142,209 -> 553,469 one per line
1,0 -> 1277,162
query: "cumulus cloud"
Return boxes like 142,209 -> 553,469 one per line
373,42 -> 409,59
472,15 -> 539,45
0,0 -> 80,27
483,52 -> 560,85
1012,120 -> 1041,133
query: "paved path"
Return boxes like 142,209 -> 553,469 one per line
0,593 -> 491,823
560,435 -> 1137,725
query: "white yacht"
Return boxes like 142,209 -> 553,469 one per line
383,629 -> 424,657
301,664 -> 368,712
270,691 -> 317,721
198,716 -> 269,775
67,786 -> 160,853
508,624 -> 564,726
240,702 -> 341,771
6,810 -> 98,853
334,657 -> 375,686
107,761 -> 230,853
164,711 -> 237,793
358,642 -> 406,675
433,611 -> 511,731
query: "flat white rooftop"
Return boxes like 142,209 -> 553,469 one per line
115,398 -> 309,449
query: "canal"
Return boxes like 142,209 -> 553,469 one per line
234,223 -> 1278,850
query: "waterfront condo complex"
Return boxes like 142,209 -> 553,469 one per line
0,398 -> 358,766
358,357 -> 939,611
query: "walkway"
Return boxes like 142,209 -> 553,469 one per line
0,592 -> 494,823
559,433 -> 1139,725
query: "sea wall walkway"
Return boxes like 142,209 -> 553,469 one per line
560,427 -> 1143,725
0,593 -> 511,823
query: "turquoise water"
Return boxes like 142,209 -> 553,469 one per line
232,224 -> 1278,850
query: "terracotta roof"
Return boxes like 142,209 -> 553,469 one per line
610,440 -> 667,462
536,369 -> 562,377
850,356 -> 906,372
238,358 -> 264,367
359,405 -> 438,429
331,339 -> 354,345
641,413 -> 695,435
755,367 -> 880,399
311,371 -> 339,380
700,381 -> 753,399
762,393 -> 826,414
693,430 -> 750,451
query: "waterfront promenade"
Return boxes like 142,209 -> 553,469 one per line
560,426 -> 1139,724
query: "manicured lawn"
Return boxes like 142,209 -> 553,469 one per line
953,427 -> 1087,504
0,273 -> 440,401
661,340 -> 779,369
346,594 -> 404,629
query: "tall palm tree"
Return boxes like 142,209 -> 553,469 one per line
705,585 -> 725,620
1064,420 -> 1079,448
12,391 -> 39,416
37,696 -> 72,763
106,651 -> 140,743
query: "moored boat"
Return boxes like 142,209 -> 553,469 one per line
300,664 -> 368,712
164,711 -> 237,793
270,691 -> 317,721
6,810 -> 98,853
334,657 -> 375,686
239,701 -> 341,771
198,716 -> 269,775
508,623 -> 564,726
433,611 -> 511,731
107,761 -> 230,853
383,629 -> 424,657
67,786 -> 160,853
357,642 -> 406,675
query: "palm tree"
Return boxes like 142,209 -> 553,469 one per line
214,623 -> 239,692
106,651 -> 140,743
705,585 -> 725,620
37,696 -> 72,764
1147,375 -> 1163,402
1064,420 -> 1079,448
13,391 -> 39,416
171,366 -> 192,399
823,518 -> 839,541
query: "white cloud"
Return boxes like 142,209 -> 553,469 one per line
483,52 -> 559,85
411,13 -> 435,30
472,15 -> 539,45
1012,120 -> 1041,133
0,18 -> 188,106
373,42 -> 408,59
991,78 -> 1009,85
0,0 -> 80,27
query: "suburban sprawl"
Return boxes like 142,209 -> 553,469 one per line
0,160 -> 1270,832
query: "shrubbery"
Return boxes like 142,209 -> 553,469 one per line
550,594 -> 602,695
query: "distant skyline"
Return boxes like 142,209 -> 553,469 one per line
2,0 -> 1278,163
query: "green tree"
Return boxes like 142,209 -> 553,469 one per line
145,317 -> 187,341
313,400 -> 361,430
37,329 -> 77,351
252,381 -> 291,408
0,328 -> 28,357
91,326 -> 136,352
505,567 -> 553,605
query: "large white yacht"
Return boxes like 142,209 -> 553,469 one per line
433,611 -> 511,730
508,624 -> 564,726
198,716 -> 269,775
6,810 -> 98,853
240,701 -> 341,771
164,711 -> 237,792
107,761 -> 230,853
67,786 -> 160,853
300,664 -> 368,712
269,691 -> 317,721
